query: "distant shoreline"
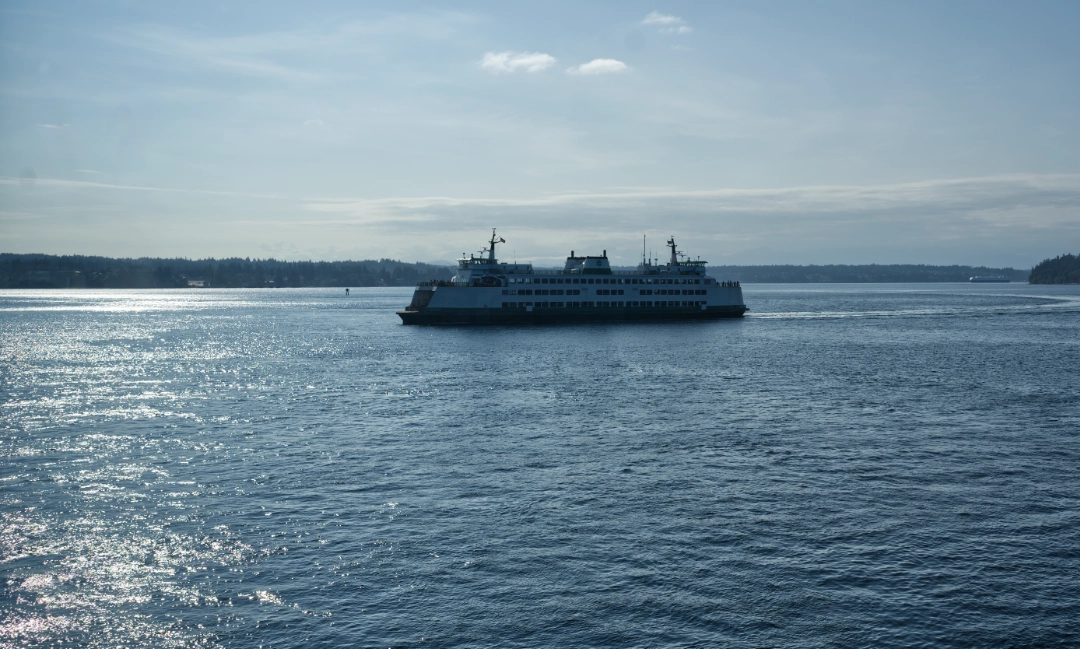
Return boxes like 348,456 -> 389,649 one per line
0,253 -> 1039,288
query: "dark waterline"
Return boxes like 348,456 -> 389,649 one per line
2,284 -> 1079,648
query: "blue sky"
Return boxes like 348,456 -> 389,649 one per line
1,0 -> 1078,266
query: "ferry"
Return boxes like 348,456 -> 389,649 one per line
969,276 -> 1011,283
398,230 -> 748,325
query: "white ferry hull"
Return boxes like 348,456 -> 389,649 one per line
399,303 -> 747,325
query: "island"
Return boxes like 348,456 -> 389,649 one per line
1029,253 -> 1080,284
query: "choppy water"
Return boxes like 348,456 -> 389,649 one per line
2,284 -> 1079,648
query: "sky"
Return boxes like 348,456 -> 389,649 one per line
1,0 -> 1078,267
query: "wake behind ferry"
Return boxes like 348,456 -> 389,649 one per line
398,230 -> 747,325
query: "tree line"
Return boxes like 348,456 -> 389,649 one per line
707,264 -> 1029,283
0,254 -> 1045,288
1028,254 -> 1079,284
0,254 -> 453,289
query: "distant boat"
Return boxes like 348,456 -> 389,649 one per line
969,276 -> 1010,283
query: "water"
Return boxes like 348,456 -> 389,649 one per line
2,284 -> 1079,648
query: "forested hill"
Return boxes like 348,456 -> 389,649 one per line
0,254 -> 454,288
0,254 -> 1036,288
707,264 -> 1029,283
1029,254 -> 1080,284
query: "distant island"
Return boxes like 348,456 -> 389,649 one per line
0,253 -> 1036,288
1028,253 -> 1080,284
706,263 -> 1029,283
0,254 -> 453,289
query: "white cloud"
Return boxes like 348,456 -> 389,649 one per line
566,59 -> 629,76
479,51 -> 556,74
38,123 -> 70,129
302,119 -> 325,127
642,12 -> 692,34
642,11 -> 682,25
5,173 -> 1076,265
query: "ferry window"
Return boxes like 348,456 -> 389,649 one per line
588,279 -> 594,284
573,279 -> 579,284
618,289 -> 624,295
695,279 -> 700,284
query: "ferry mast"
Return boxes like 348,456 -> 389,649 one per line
488,228 -> 504,264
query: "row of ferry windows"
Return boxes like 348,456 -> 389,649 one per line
502,289 -> 583,296
502,288 -> 706,296
511,277 -> 707,285
503,301 -> 708,308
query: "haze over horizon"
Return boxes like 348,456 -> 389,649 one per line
2,1 -> 1078,268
